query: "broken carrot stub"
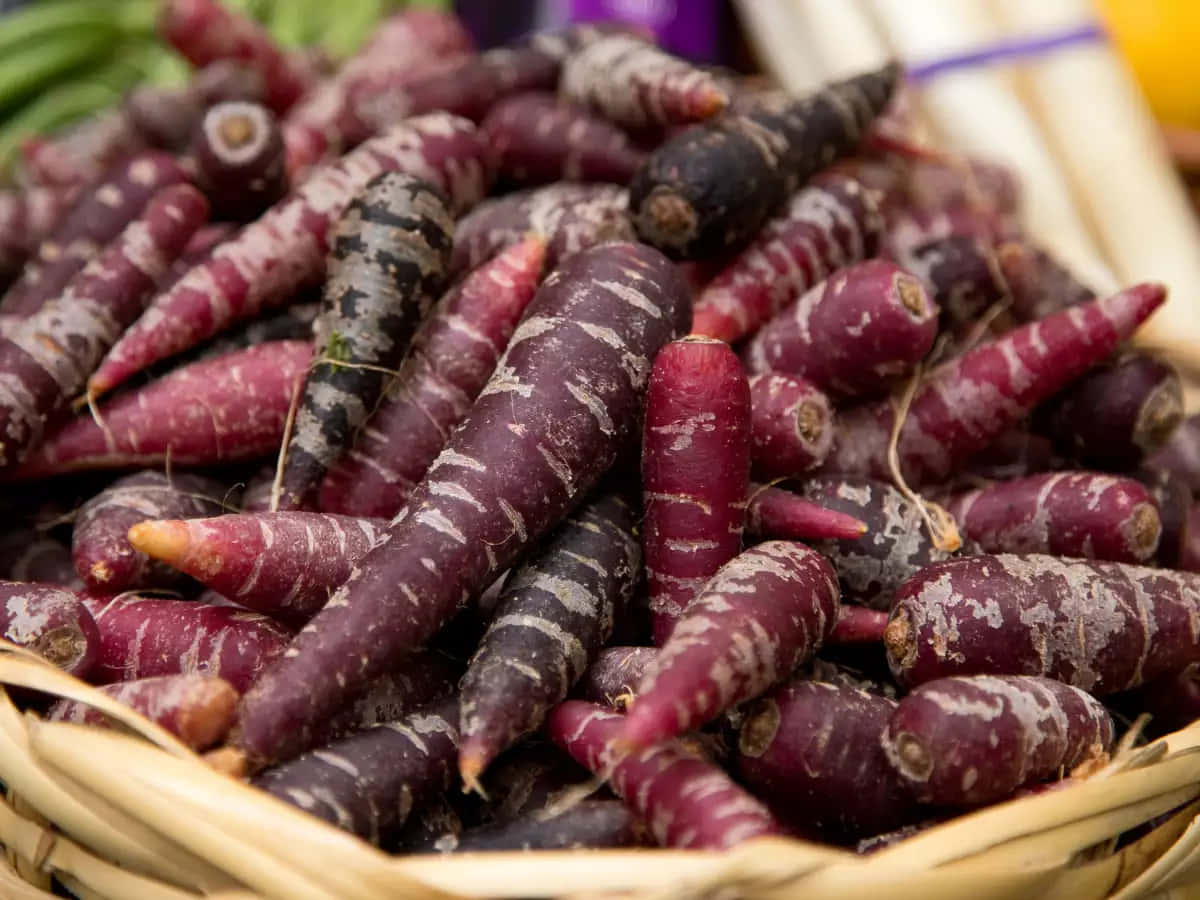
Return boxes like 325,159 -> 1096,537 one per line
942,471 -> 1162,564
227,241 -> 690,771
73,470 -> 228,593
622,540 -> 840,748
747,373 -> 834,480
0,581 -> 99,678
642,336 -> 751,644
192,101 -> 287,223
881,674 -> 1115,806
629,63 -> 898,261
574,646 -> 658,710
886,553 -> 1200,694
744,484 -> 868,542
277,172 -> 454,511
128,512 -> 384,624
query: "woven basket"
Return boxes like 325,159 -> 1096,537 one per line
0,643 -> 1196,900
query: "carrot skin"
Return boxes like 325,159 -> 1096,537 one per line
897,233 -> 1008,332
643,337 -> 750,644
0,186 -> 77,289
193,101 -> 287,222
1181,502 -> 1200,572
433,800 -> 640,853
886,553 -> 1200,693
1147,413 -> 1200,493
959,429 -> 1057,482
11,341 -> 311,479
744,484 -> 868,542
0,530 -> 78,586
820,283 -> 1167,488
0,582 -> 98,677
1124,664 -> 1200,736
88,114 -> 489,397
73,471 -> 227,592
690,173 -> 885,342
828,606 -> 889,645
575,646 -> 658,709
231,241 -> 689,769
881,674 -> 1114,805
20,112 -> 145,193
319,236 -> 545,518
47,673 -> 238,751
459,492 -> 640,780
743,260 -> 938,398
474,742 -> 594,825
548,700 -> 782,849
623,541 -> 839,747
748,373 -> 834,479
1135,467 -> 1192,568
995,240 -> 1096,323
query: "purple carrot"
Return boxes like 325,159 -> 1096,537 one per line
72,471 -> 228,592
1147,413 -> 1200,493
959,429 -> 1057,482
575,646 -> 658,709
127,512 -> 384,623
743,260 -> 939,398
190,301 -> 319,362
642,337 -> 750,644
474,742 -> 594,826
0,529 -> 79,586
819,283 -> 1167,488
748,373 -> 834,479
20,112 -> 145,192
548,700 -> 782,849
0,581 -> 98,677
886,553 -> 1200,693
1127,664 -> 1200,736
318,235 -> 545,518
1135,467 -> 1193,568
622,540 -> 839,748
745,484 -> 867,542
432,801 -> 640,853
995,240 -> 1097,323
897,233 -> 1008,331
0,186 -> 77,288
227,242 -> 689,771
1182,502 -> 1200,572
881,674 -> 1114,805
192,101 -> 288,222
87,114 -> 489,398
828,606 -> 888,645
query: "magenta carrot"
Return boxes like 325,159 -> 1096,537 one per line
642,336 -> 750,644
228,242 -> 689,770
743,260 -> 938,398
745,484 -> 867,542
319,236 -> 545,518
548,700 -> 782,849
886,553 -> 1200,693
881,675 -> 1114,805
1,152 -> 190,318
828,606 -> 889,645
87,114 -> 489,398
277,173 -> 454,511
575,646 -> 658,710
0,184 -> 209,469
943,471 -> 1162,563
80,593 -> 292,692
820,283 -> 1167,488
690,173 -> 885,342
0,581 -> 98,677
10,340 -> 310,479
737,680 -> 913,842
748,373 -> 834,479
47,673 -> 238,751
0,186 -> 77,288
450,183 -> 632,277
20,111 -> 145,192
73,471 -> 228,592
192,101 -> 287,222
481,92 -> 646,186
0,529 -> 78,586
623,541 -> 839,747
127,512 -> 384,623
458,492 -> 640,785
159,0 -> 317,115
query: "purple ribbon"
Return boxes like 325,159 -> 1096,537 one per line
906,23 -> 1108,83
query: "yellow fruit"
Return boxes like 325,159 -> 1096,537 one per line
1097,0 -> 1200,128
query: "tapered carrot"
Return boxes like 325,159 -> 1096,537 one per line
744,484 -> 867,542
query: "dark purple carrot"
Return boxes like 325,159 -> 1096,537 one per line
560,34 -> 727,128
458,491 -> 640,786
960,429 -> 1057,482
798,476 -> 960,610
819,283 -> 1167,488
87,114 -> 489,399
0,529 -> 78,586
736,679 -> 913,842
277,173 -> 454,511
250,696 -> 459,844
886,553 -> 1200,693
449,183 -> 632,277
192,101 -> 287,222
622,541 -> 839,748
748,373 -> 834,480
881,674 -> 1114,805
1035,352 -> 1183,469
745,484 -> 867,542
47,673 -> 238,751
828,606 -> 888,645
0,581 -> 98,677
691,173 -> 885,342
1135,467 -> 1192,568
318,235 -> 545,519
1,152 -> 191,318
228,241 -> 689,770
1127,664 -> 1200,736
642,337 -> 750,644
1147,413 -> 1200,493
743,260 -> 939,398
393,794 -> 464,852
944,471 -> 1161,563
548,700 -> 782,849
72,471 -> 228,592
481,92 -> 645,186
127,512 -> 384,623
187,300 -> 320,365
630,64 -> 898,261
80,593 -> 292,692
575,646 -> 658,709
431,801 -> 639,853
0,186 -> 77,288
475,742 -> 594,825
10,341 -> 311,479
897,233 -> 1009,332
125,61 -> 267,153
995,240 -> 1096,323
1182,503 -> 1200,572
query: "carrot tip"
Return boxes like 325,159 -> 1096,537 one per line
126,519 -> 190,564
459,756 -> 489,799
203,745 -> 248,778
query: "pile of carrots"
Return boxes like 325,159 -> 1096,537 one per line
0,0 -> 1199,861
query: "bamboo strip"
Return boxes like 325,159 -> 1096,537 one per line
731,0 -> 826,95
786,0 -> 892,80
0,852 -> 56,900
